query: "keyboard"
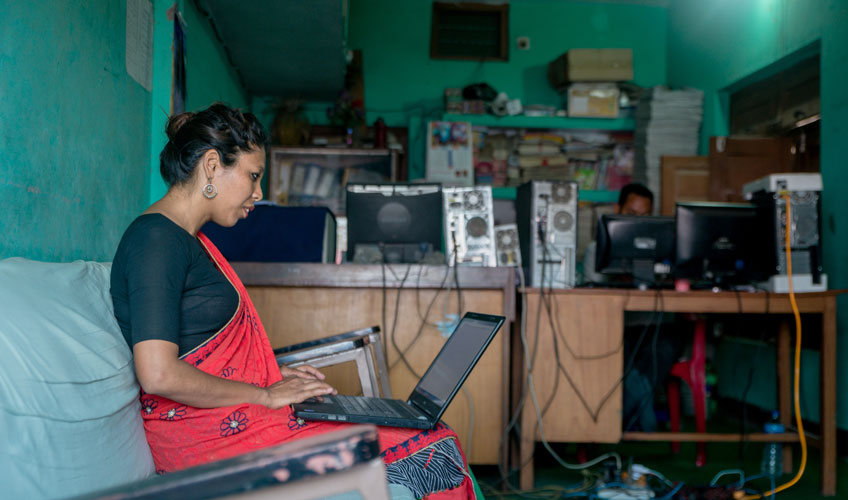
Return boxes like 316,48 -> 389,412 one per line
335,395 -> 420,419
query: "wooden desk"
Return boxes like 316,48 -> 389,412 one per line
232,263 -> 514,465
517,288 -> 840,496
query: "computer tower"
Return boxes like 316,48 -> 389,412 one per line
443,186 -> 497,266
744,173 -> 825,292
495,223 -> 522,267
516,181 -> 578,288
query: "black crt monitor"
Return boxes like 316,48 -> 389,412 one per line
674,202 -> 771,287
346,183 -> 443,263
595,214 -> 675,286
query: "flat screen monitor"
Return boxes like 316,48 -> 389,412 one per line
346,183 -> 443,263
595,214 -> 675,285
674,202 -> 770,287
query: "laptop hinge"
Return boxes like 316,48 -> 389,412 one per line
408,399 -> 432,417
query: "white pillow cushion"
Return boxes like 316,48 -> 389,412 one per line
0,258 -> 154,499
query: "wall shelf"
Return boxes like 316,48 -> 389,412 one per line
441,113 -> 635,131
441,113 -> 629,204
491,186 -> 618,203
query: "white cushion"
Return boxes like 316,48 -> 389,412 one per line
0,258 -> 154,499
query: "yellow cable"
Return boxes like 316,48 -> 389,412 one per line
742,193 -> 807,499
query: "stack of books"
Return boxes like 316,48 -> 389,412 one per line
468,128 -> 635,190
633,87 -> 704,203
513,133 -> 569,184
473,128 -> 510,186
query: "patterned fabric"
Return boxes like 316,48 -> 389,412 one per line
385,438 -> 469,499
139,233 -> 475,500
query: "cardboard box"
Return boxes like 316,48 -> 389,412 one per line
548,48 -> 633,90
567,83 -> 619,118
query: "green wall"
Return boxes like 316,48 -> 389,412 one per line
252,0 -> 668,180
0,0 -> 251,261
348,0 -> 667,126
0,0 -> 151,262
147,0 -> 251,204
347,0 -> 667,179
148,0 -> 177,215
667,0 -> 848,430
716,337 -> 822,423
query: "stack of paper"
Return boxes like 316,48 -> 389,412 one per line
633,87 -> 704,208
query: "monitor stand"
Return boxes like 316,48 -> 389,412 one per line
632,260 -> 656,289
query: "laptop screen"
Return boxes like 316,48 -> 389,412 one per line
407,312 -> 504,420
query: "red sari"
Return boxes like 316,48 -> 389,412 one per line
138,233 -> 475,499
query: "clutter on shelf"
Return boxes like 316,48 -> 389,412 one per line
469,126 -> 634,189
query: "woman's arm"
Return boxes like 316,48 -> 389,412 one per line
134,339 -> 336,409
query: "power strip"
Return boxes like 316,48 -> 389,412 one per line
596,484 -> 655,499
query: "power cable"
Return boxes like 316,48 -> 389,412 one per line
742,192 -> 807,499
496,217 -> 624,494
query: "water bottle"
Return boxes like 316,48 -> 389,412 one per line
761,410 -> 784,477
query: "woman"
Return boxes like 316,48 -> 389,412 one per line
111,103 -> 474,499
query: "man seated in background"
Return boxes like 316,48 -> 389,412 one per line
580,183 -> 684,432
581,182 -> 654,285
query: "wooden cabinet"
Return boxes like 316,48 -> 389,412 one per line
233,263 -> 514,465
517,290 -> 624,489
708,136 -> 793,202
267,147 -> 398,215
660,155 -> 710,215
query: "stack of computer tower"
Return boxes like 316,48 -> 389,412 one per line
443,186 -> 497,266
516,180 -> 578,288
494,223 -> 521,267
744,173 -> 826,292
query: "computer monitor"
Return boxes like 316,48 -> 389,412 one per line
595,214 -> 675,286
674,202 -> 771,287
346,183 -> 444,263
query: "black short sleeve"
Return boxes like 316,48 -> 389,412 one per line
111,214 -> 238,356
112,217 -> 192,348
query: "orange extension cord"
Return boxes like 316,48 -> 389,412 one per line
740,193 -> 808,499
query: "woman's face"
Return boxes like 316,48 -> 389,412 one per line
210,148 -> 265,227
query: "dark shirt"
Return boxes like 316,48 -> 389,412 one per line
111,214 -> 239,357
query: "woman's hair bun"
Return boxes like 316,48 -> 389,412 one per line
159,103 -> 267,187
165,112 -> 196,140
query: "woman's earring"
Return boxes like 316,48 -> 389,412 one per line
203,179 -> 218,199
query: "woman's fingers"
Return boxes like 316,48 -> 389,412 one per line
279,364 -> 326,380
264,377 -> 336,409
295,365 -> 326,380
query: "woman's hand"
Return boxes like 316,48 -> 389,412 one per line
280,364 -> 326,381
262,376 -> 337,410
133,340 -> 335,410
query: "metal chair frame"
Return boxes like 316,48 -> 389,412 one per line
273,326 -> 393,399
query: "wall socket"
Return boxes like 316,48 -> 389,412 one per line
517,36 -> 530,50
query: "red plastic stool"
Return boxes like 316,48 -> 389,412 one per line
667,318 -> 707,467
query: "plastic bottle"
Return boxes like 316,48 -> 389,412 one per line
373,117 -> 387,148
761,410 -> 785,477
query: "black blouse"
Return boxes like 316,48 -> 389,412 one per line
111,214 -> 239,356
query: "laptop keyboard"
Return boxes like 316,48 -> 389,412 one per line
335,395 -> 420,419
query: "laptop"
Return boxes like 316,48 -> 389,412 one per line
292,312 -> 505,429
